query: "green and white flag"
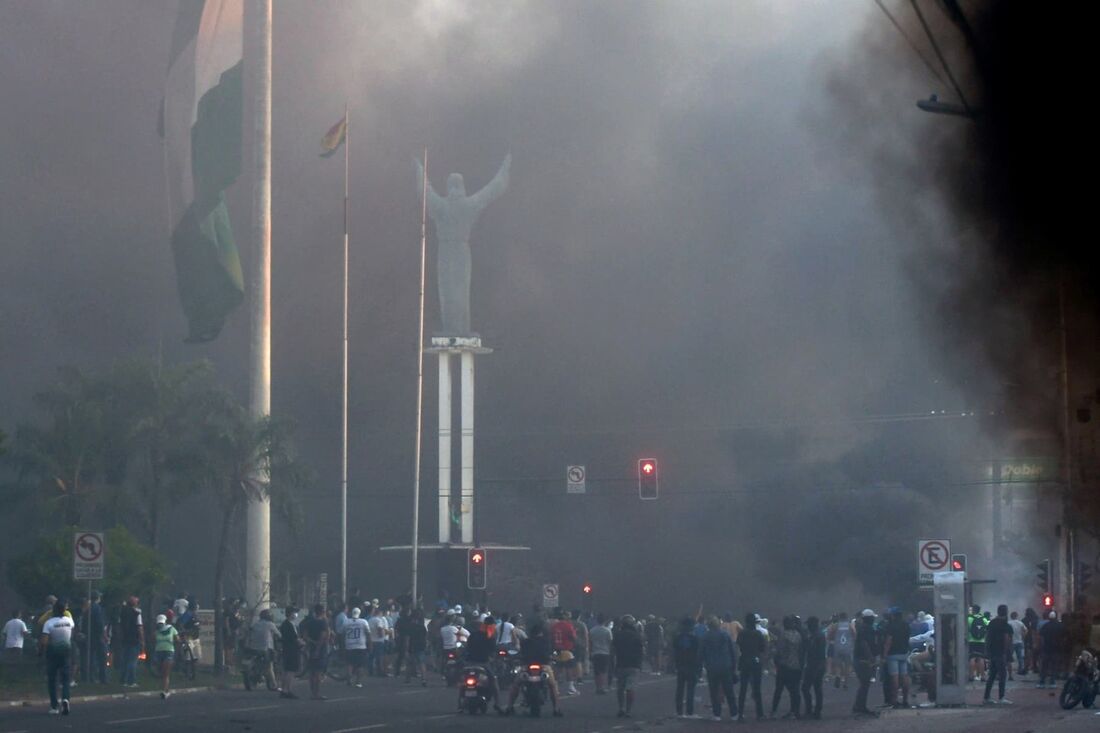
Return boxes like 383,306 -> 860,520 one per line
163,0 -> 244,343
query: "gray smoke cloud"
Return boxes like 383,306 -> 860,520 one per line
1,1 -> 991,613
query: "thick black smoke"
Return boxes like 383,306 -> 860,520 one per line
829,1 -> 1097,427
2,1 -> 999,614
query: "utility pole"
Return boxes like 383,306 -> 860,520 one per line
246,0 -> 272,612
1059,272 -> 1077,610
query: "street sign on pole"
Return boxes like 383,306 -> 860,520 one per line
566,465 -> 586,494
917,539 -> 951,583
73,532 -> 105,581
542,583 -> 559,609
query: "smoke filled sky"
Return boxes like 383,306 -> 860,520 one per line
0,1 -> 994,607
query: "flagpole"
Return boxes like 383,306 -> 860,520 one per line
340,102 -> 349,606
246,0 -> 272,613
411,147 -> 428,607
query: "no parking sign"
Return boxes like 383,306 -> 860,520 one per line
917,539 -> 951,583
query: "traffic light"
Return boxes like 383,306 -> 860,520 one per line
582,583 -> 593,596
1036,558 -> 1051,594
467,547 -> 487,590
638,458 -> 659,500
950,554 -> 967,573
1078,562 -> 1093,595
1042,592 -> 1054,610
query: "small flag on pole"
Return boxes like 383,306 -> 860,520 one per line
320,115 -> 347,158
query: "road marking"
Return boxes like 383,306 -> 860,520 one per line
106,714 -> 172,725
331,725 -> 387,733
422,713 -> 455,720
228,703 -> 282,712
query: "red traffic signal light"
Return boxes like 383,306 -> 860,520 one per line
638,458 -> 659,500
467,547 -> 487,590
1042,593 -> 1054,609
582,583 -> 593,595
950,553 -> 967,572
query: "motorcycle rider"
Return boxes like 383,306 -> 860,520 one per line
440,613 -> 467,672
504,621 -> 563,717
458,617 -> 503,713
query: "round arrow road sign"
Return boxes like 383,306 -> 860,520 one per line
75,533 -> 104,562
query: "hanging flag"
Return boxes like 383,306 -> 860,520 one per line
162,0 -> 245,343
320,115 -> 347,158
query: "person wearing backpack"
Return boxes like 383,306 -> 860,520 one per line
967,605 -> 989,682
672,617 -> 701,718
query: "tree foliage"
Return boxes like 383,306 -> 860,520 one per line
6,525 -> 169,606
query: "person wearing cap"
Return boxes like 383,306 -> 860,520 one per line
737,612 -> 767,721
1038,609 -> 1066,689
152,613 -> 179,698
343,606 -> 369,687
852,609 -> 879,717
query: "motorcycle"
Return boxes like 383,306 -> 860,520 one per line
443,644 -> 464,687
1060,648 -> 1100,710
492,647 -> 521,688
519,662 -> 550,718
460,665 -> 494,714
240,649 -> 278,692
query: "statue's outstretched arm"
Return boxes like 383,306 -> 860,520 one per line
468,153 -> 511,210
414,157 -> 444,212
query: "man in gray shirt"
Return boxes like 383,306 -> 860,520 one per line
589,614 -> 613,695
247,610 -> 279,690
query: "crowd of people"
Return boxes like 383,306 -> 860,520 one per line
10,586 -> 1100,721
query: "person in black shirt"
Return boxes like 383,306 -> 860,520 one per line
983,604 -> 1013,703
279,607 -> 302,699
737,613 -> 767,721
460,618 -> 502,713
852,610 -> 879,716
801,617 -> 827,719
300,604 -> 330,700
1039,611 -> 1066,688
405,609 -> 428,686
672,617 -> 700,717
612,615 -> 645,718
392,608 -> 412,679
504,622 -> 562,716
881,610 -> 912,708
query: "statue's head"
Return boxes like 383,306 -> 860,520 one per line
446,173 -> 466,197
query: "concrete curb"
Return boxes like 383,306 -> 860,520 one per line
3,684 -> 233,708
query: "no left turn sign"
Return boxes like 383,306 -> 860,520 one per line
74,531 -> 105,580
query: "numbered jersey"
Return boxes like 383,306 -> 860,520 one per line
344,618 -> 369,650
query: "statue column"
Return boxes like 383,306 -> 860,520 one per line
438,353 -> 452,544
460,351 -> 475,544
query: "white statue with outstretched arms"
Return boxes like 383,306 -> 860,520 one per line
415,153 -> 511,335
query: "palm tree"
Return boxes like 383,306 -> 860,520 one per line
101,357 -> 213,549
7,367 -> 110,526
178,389 -> 306,672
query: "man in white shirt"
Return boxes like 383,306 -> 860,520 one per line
3,611 -> 29,657
40,601 -> 75,716
498,616 -> 517,650
1008,611 -> 1027,679
343,607 -> 369,687
368,607 -> 390,677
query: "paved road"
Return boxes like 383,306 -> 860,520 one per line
2,671 -> 1098,733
